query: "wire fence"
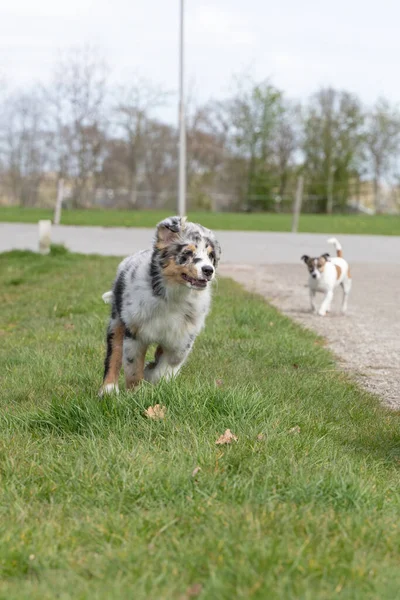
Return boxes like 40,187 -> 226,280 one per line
1,178 -> 400,214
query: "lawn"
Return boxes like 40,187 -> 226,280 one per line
1,206 -> 400,235
0,248 -> 399,599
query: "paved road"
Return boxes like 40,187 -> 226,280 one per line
1,222 -> 400,264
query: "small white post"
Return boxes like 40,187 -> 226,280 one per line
38,220 -> 52,255
54,178 -> 64,225
291,176 -> 304,233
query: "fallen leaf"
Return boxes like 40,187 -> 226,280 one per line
257,433 -> 265,441
144,404 -> 166,420
29,554 -> 35,561
289,426 -> 301,434
216,429 -> 238,445
64,323 -> 75,330
180,583 -> 203,599
293,363 -> 299,369
191,466 -> 201,477
269,321 -> 274,326
215,379 -> 223,387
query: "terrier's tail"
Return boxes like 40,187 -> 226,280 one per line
327,237 -> 343,258
102,291 -> 114,304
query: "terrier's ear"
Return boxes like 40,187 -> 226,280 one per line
156,216 -> 187,247
301,255 -> 310,263
321,253 -> 331,261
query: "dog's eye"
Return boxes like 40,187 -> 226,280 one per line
179,250 -> 193,264
209,251 -> 215,262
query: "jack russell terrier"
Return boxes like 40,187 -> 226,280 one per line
301,238 -> 352,316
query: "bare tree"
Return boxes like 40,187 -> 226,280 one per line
112,77 -> 169,206
365,98 -> 400,213
186,105 -> 227,206
143,120 -> 177,207
0,90 -> 49,205
273,101 -> 300,199
45,46 -> 109,207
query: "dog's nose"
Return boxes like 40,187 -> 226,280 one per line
312,273 -> 317,279
202,265 -> 214,278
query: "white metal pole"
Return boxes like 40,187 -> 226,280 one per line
178,0 -> 186,217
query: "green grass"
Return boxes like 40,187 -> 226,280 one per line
0,248 -> 399,599
1,206 -> 400,235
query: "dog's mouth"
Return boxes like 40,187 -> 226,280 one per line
181,273 -> 208,289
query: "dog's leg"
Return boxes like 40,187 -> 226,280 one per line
123,333 -> 147,390
144,345 -> 163,376
309,289 -> 317,313
144,347 -> 189,385
341,278 -> 352,314
100,319 -> 124,395
318,290 -> 333,316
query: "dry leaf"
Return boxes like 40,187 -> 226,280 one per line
180,583 -> 203,599
215,379 -> 223,387
144,404 -> 166,420
191,466 -> 201,477
257,433 -> 265,441
269,321 -> 274,326
216,429 -> 238,445
293,363 -> 299,369
64,323 -> 75,330
289,426 -> 301,434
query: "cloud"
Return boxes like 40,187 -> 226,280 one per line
189,4 -> 255,46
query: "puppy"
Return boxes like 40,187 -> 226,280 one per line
100,216 -> 221,395
301,238 -> 352,316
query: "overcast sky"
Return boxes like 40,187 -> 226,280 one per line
1,0 -> 399,118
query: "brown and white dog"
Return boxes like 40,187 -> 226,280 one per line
99,216 -> 221,395
301,238 -> 352,316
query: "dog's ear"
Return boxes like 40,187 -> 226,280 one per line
214,239 -> 221,266
156,216 -> 187,247
208,235 -> 221,268
321,253 -> 330,261
301,255 -> 309,263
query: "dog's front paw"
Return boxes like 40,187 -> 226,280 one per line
318,309 -> 327,317
98,383 -> 119,397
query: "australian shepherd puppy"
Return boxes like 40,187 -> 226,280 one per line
99,216 -> 221,395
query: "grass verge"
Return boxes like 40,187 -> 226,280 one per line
0,248 -> 399,599
1,206 -> 400,235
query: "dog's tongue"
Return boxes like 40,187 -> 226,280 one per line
183,273 -> 207,287
190,277 -> 206,287
194,279 -> 207,287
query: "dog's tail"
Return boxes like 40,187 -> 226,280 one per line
327,237 -> 343,258
102,291 -> 114,304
